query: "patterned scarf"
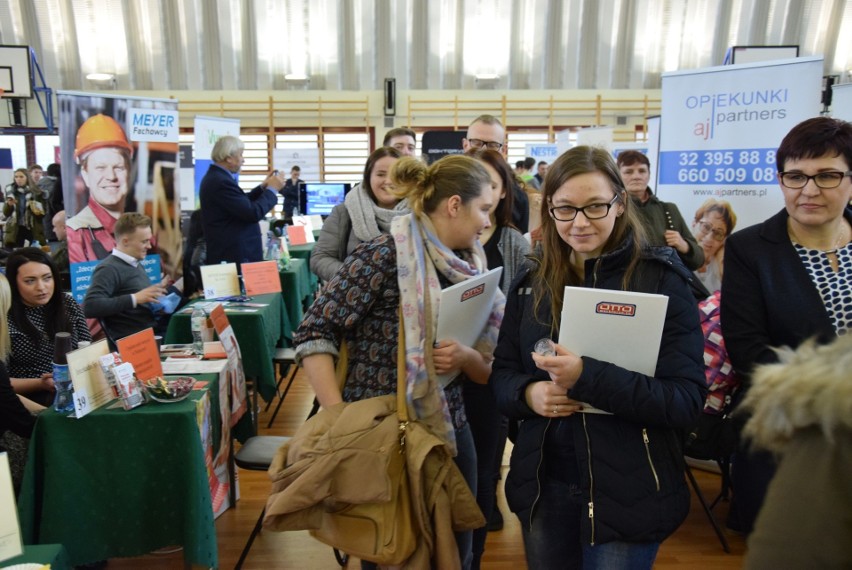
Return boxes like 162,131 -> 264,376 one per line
391,213 -> 506,454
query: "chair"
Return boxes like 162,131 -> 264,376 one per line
684,457 -> 732,553
234,435 -> 290,569
265,347 -> 298,428
233,435 -> 349,569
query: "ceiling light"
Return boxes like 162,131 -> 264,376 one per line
86,73 -> 115,82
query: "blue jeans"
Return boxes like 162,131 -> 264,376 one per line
453,423 -> 477,570
362,424 -> 477,570
521,477 -> 659,570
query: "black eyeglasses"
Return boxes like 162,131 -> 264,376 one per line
778,171 -> 852,189
467,138 -> 503,150
549,195 -> 619,222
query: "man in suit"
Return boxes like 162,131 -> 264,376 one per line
199,136 -> 285,266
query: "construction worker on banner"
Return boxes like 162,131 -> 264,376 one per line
66,114 -> 135,264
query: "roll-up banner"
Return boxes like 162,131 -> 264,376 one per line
831,83 -> 852,121
58,91 -> 179,307
658,56 -> 823,233
193,115 -> 241,207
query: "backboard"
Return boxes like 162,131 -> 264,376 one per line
0,45 -> 33,98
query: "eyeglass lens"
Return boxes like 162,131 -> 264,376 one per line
780,171 -> 849,189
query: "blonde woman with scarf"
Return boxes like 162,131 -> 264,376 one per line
294,155 -> 505,569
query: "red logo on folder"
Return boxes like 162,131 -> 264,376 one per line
595,302 -> 636,316
460,284 -> 485,302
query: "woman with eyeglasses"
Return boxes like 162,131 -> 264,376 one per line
491,146 -> 705,570
721,116 -> 852,536
691,199 -> 737,293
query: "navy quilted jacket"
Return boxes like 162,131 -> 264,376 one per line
491,239 -> 706,545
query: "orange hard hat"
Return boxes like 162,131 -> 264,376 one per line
74,114 -> 133,163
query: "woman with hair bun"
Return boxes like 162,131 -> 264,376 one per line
294,154 -> 505,568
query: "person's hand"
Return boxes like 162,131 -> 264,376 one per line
5,196 -> 16,204
38,372 -> 55,392
262,170 -> 287,191
531,342 -> 583,390
524,380 -> 584,418
664,230 -> 689,254
432,340 -> 474,375
135,283 -> 167,304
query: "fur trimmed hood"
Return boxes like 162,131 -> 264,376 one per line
741,334 -> 852,453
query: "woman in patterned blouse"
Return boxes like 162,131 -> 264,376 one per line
294,155 -> 505,569
721,116 -> 852,534
6,247 -> 91,406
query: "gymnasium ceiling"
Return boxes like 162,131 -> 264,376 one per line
1,0 -> 850,93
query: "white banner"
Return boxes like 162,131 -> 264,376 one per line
831,83 -> 852,121
273,148 -> 321,181
658,56 -> 823,232
576,126 -> 614,150
193,115 -> 241,207
194,115 -> 241,157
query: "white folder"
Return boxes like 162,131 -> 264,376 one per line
435,267 -> 503,387
558,286 -> 669,414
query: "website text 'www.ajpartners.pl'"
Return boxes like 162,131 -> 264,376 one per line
691,187 -> 769,198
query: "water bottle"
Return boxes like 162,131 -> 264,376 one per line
191,306 -> 206,355
53,332 -> 74,413
278,236 -> 290,270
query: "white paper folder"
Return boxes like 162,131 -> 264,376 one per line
558,286 -> 669,414
435,267 -> 503,387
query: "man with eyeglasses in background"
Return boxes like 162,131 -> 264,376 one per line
616,150 -> 704,270
463,114 -> 529,232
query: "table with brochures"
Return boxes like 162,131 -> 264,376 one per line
17,372 -> 229,568
165,293 -> 287,402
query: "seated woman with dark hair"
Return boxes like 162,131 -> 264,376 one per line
6,247 -> 91,406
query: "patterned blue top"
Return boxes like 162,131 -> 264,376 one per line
793,242 -> 852,335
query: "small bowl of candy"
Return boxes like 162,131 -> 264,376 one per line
143,376 -> 196,403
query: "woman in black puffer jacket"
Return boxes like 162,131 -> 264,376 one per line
491,146 -> 706,570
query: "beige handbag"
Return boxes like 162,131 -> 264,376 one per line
306,329 -> 417,565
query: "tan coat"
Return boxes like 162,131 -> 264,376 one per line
263,395 -> 484,569
741,335 -> 852,569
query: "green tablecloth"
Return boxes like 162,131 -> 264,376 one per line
164,293 -> 286,402
2,544 -> 71,569
18,373 -> 221,568
288,241 -> 315,261
279,258 -> 313,331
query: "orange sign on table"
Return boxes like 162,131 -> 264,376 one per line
286,225 -> 308,245
241,260 -> 282,296
116,327 -> 164,381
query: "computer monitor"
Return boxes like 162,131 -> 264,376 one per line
304,182 -> 351,216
